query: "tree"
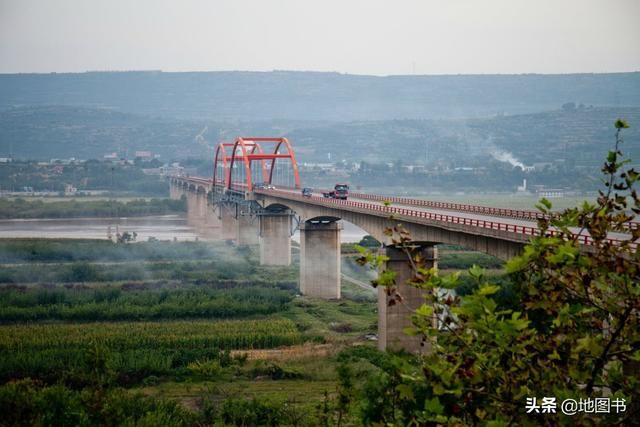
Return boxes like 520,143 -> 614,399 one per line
355,121 -> 639,425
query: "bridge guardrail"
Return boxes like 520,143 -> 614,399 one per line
347,192 -> 546,221
171,177 -> 638,235
348,192 -> 640,232
256,188 -> 635,249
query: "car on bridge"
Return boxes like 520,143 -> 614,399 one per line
323,184 -> 349,200
302,187 -> 313,197
254,182 -> 276,190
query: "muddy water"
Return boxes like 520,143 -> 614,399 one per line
0,215 -> 199,241
0,215 -> 367,243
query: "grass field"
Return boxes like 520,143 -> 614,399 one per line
0,234 -> 510,424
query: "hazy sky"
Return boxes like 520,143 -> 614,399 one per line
1,0 -> 639,75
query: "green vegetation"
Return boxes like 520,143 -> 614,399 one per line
0,381 -> 195,427
348,121 -> 639,425
0,197 -> 185,219
0,238 -> 211,263
437,250 -> 504,270
0,319 -> 301,384
5,123 -> 637,425
0,282 -> 295,322
0,259 -> 297,284
0,234 -> 379,425
0,157 -> 174,194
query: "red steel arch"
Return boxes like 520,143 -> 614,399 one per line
212,137 -> 301,192
212,142 -> 234,189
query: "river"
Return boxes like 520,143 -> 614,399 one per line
0,215 -> 367,243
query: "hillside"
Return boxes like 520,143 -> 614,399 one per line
1,71 -> 639,121
1,106 -> 638,171
287,107 -> 640,168
0,106 -> 323,160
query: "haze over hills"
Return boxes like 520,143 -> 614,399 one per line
0,105 -> 324,160
1,71 -> 639,121
1,71 -> 639,192
1,104 -> 638,171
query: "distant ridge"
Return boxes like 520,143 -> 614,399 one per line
1,71 -> 638,121
1,104 -> 638,163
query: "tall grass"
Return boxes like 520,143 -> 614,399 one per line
0,282 -> 296,322
0,319 -> 303,384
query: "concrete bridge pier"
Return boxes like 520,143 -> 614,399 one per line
196,191 -> 208,227
186,191 -> 201,227
169,182 -> 181,200
236,214 -> 259,246
220,206 -> 237,241
198,195 -> 220,239
259,213 -> 292,266
378,244 -> 438,354
299,221 -> 342,299
171,181 -> 185,200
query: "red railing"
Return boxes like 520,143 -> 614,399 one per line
346,192 -> 545,221
255,188 -> 635,249
173,177 -> 637,243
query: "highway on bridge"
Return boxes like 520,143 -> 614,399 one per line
254,186 -> 632,247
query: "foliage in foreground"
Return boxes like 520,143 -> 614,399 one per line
355,121 -> 639,426
0,379 -> 194,427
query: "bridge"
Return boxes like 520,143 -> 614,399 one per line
169,137 -> 630,353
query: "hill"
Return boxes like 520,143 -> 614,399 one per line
287,107 -> 640,168
0,106 -> 323,160
1,106 -> 638,170
1,71 -> 639,121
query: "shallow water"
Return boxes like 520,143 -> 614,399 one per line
0,215 -> 367,243
0,215 -> 199,241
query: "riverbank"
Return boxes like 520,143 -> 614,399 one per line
0,197 -> 186,219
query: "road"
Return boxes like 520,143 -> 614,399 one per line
259,187 -> 632,244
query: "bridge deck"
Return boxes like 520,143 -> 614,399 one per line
170,176 -> 633,248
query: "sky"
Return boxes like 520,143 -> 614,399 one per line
1,0 -> 639,75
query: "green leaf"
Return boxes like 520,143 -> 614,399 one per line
468,264 -> 485,283
536,197 -> 552,212
615,118 -> 630,129
505,254 -> 528,273
478,284 -> 500,296
416,304 -> 433,317
424,397 -> 444,415
396,384 -> 414,400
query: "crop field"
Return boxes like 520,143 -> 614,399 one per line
0,319 -> 302,350
0,282 -> 295,321
0,237 -> 378,424
0,318 -> 303,384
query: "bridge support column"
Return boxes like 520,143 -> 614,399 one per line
237,215 -> 259,246
169,182 -> 184,200
259,213 -> 291,266
220,207 -> 237,241
378,244 -> 438,354
299,221 -> 342,299
186,192 -> 200,227
197,194 -> 220,239
196,192 -> 208,227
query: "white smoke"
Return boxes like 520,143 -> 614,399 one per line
484,135 -> 529,170
490,149 -> 527,170
194,126 -> 212,151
